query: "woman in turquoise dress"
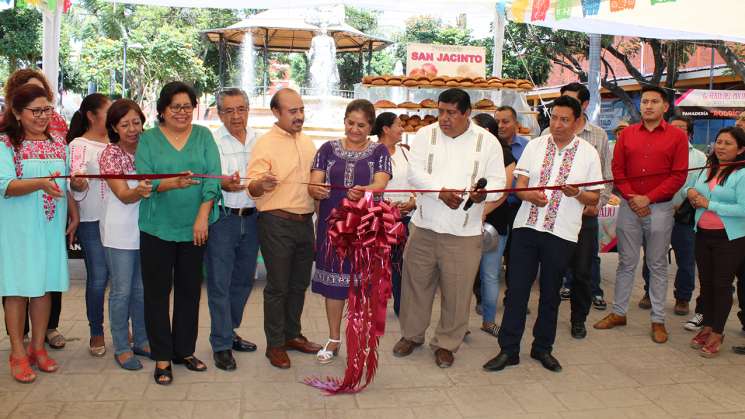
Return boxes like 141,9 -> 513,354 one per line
0,84 -> 80,383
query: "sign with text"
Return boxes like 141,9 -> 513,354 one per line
406,43 -> 486,79
676,89 -> 745,120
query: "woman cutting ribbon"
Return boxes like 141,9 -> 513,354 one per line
307,99 -> 392,365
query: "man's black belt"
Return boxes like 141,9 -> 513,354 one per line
220,206 -> 256,216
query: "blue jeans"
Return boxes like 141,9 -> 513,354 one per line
479,231 -> 509,323
205,211 -> 260,352
77,221 -> 109,337
642,221 -> 696,301
105,247 -> 148,355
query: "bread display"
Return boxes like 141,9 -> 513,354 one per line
474,98 -> 496,109
419,99 -> 437,108
360,74 -> 533,90
374,99 -> 397,109
397,101 -> 420,109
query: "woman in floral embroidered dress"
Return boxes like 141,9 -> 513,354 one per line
0,85 -> 80,383
307,99 -> 392,364
1,69 -> 70,350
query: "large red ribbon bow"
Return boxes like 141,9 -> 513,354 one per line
305,192 -> 407,394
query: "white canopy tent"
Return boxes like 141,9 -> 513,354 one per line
501,0 -> 745,122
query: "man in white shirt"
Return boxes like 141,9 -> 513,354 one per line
483,96 -> 603,373
541,83 -> 613,338
392,88 -> 506,368
205,88 -> 259,371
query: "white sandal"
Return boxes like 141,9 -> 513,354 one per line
316,339 -> 341,364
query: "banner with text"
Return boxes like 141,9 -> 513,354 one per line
406,43 -> 486,79
675,89 -> 745,120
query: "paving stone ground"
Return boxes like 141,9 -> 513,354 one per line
2,255 -> 745,418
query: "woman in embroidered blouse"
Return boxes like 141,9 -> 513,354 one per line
373,112 -> 414,317
687,127 -> 745,358
99,99 -> 152,370
307,99 -> 392,364
0,84 -> 80,383
1,69 -> 70,350
67,93 -> 113,357
136,82 -> 221,385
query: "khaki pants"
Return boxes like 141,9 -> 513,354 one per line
399,224 -> 482,352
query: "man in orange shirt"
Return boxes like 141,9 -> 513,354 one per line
247,89 -> 322,369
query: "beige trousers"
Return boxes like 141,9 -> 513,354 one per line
399,223 -> 482,352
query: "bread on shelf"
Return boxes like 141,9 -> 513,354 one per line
474,98 -> 496,109
374,99 -> 397,109
397,101 -> 420,109
418,99 -> 436,108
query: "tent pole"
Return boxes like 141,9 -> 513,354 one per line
263,29 -> 269,106
366,41 -> 373,75
493,4 -> 505,77
587,33 -> 602,125
219,34 -> 226,90
707,46 -> 715,146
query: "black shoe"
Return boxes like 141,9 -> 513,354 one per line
733,345 -> 745,355
232,335 -> 257,352
482,352 -> 520,372
592,295 -> 607,311
530,350 -> 562,372
571,322 -> 587,339
172,355 -> 207,372
213,350 -> 236,371
153,363 -> 173,385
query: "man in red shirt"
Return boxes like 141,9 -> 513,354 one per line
594,85 -> 688,344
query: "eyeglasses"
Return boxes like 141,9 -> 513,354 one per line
24,106 -> 54,118
219,107 -> 248,116
168,104 -> 194,114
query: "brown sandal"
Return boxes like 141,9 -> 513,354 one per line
45,329 -> 66,350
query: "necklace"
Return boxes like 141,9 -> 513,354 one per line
343,137 -> 369,151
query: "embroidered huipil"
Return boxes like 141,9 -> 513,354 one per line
0,134 -> 70,297
310,140 -> 392,300
407,122 -> 506,237
69,137 -> 109,221
512,135 -> 603,243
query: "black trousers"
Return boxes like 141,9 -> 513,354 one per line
568,216 -> 599,324
140,232 -> 205,361
694,262 -> 745,329
257,212 -> 314,348
498,228 -> 576,355
3,292 -> 61,336
695,228 -> 745,334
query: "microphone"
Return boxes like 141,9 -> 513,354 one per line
463,178 -> 487,211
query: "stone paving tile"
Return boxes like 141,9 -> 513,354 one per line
0,257 -> 743,418
57,401 -> 124,419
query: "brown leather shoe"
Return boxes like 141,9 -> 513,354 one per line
392,338 -> 422,357
434,348 -> 454,368
285,335 -> 323,354
638,294 -> 652,310
651,323 -> 668,344
593,313 -> 627,329
674,299 -> 690,316
265,347 -> 290,369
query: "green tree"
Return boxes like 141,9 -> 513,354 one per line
0,8 -> 42,73
335,6 -> 394,90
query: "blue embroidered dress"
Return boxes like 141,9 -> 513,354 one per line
0,134 -> 69,297
311,140 -> 392,300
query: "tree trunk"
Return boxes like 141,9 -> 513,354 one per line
715,42 -> 745,83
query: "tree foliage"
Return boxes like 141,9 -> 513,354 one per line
0,8 -> 42,73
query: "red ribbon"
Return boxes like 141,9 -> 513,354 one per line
32,161 -> 744,195
305,193 -> 406,395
